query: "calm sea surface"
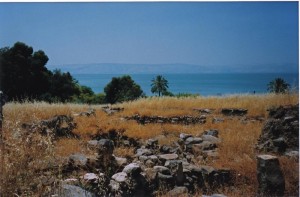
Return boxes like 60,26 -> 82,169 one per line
73,73 -> 299,96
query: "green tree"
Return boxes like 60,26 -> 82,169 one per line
151,75 -> 169,96
0,42 -> 51,100
267,78 -> 291,94
47,69 -> 80,102
73,85 -> 105,104
104,75 -> 144,104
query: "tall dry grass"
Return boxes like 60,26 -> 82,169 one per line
0,93 -> 298,196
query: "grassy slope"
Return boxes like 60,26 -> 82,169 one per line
1,93 -> 299,196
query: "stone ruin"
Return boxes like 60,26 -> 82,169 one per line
60,129 -> 232,196
257,104 -> 299,155
126,114 -> 206,125
22,115 -> 78,138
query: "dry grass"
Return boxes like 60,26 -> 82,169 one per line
113,147 -> 135,158
0,93 -> 298,196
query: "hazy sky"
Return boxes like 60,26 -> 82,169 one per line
0,2 -> 298,69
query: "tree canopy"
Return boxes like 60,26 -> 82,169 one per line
104,75 -> 144,104
0,42 -> 81,102
267,78 -> 290,94
151,75 -> 169,96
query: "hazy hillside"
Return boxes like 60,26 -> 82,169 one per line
46,63 -> 298,74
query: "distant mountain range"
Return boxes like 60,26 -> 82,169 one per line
46,63 -> 298,74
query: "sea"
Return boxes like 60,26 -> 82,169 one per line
73,73 -> 299,96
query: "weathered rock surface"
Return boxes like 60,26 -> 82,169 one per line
257,104 -> 299,153
221,108 -> 248,116
60,184 -> 96,197
126,114 -> 206,125
65,153 -> 88,171
22,115 -> 77,138
257,154 -> 285,196
60,128 -> 232,196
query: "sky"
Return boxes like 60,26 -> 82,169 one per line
0,2 -> 298,71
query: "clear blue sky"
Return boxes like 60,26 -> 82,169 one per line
0,2 -> 298,70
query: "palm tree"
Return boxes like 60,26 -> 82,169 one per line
267,78 -> 290,94
151,75 -> 169,96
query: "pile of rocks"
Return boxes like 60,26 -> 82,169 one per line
61,129 -> 231,196
221,108 -> 248,116
126,114 -> 206,125
257,104 -> 299,155
102,106 -> 124,115
21,115 -> 78,138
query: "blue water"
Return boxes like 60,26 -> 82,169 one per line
73,73 -> 299,96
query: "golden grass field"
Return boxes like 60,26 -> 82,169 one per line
0,93 -> 299,196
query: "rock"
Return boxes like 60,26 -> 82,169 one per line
202,129 -> 219,137
87,140 -> 100,149
160,145 -> 179,154
272,137 -> 287,152
83,173 -> 98,182
192,142 -> 217,153
139,155 -> 149,162
98,139 -> 114,150
109,179 -> 121,192
148,155 -> 158,162
165,160 -> 188,169
180,133 -> 193,140
60,184 -> 96,197
160,145 -> 172,154
257,154 -> 285,196
284,150 -> 299,160
257,104 -> 298,153
144,168 -> 158,182
167,186 -> 188,196
126,114 -> 206,125
203,194 -> 227,197
145,160 -> 155,168
212,117 -> 224,123
136,148 -> 153,157
114,156 -> 128,167
67,153 -> 88,170
176,161 -> 184,186
122,163 -> 141,176
153,166 -> 171,175
146,138 -> 158,149
158,154 -> 179,162
22,115 -> 77,138
112,172 -> 128,183
157,172 -> 175,189
221,108 -> 248,116
203,150 -> 219,159
201,135 -> 221,144
185,137 -> 203,145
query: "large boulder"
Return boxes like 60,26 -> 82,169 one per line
257,155 -> 285,196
